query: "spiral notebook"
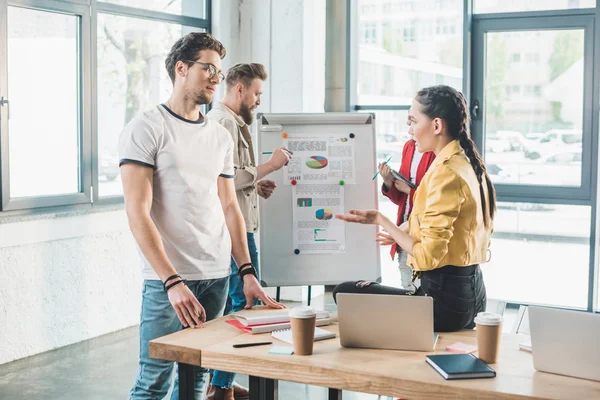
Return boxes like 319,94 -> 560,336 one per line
271,327 -> 336,344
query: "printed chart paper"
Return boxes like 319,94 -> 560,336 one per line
292,184 -> 346,254
284,133 -> 356,185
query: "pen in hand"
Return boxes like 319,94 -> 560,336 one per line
371,156 -> 392,181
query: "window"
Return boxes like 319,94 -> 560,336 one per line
7,7 -> 80,198
483,29 -> 584,188
0,0 -> 211,210
474,0 -> 596,14
355,0 -> 464,106
1,4 -> 88,210
97,14 -> 201,197
101,0 -> 206,18
483,202 -> 590,309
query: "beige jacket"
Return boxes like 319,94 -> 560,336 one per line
207,102 -> 259,232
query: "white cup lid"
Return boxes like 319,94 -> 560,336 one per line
474,312 -> 503,326
289,306 -> 316,319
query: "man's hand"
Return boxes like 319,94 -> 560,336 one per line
257,180 -> 276,199
167,283 -> 206,328
267,147 -> 292,170
242,274 -> 286,310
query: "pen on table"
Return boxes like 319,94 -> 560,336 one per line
371,156 -> 392,181
232,341 -> 273,348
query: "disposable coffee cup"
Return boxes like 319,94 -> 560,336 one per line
290,306 -> 317,355
474,312 -> 503,364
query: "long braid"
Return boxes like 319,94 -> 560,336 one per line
416,85 -> 497,228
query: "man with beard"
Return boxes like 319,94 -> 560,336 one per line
205,63 -> 290,400
119,34 -> 284,400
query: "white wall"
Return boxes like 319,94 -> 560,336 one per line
213,0 -> 326,301
0,210 -> 140,365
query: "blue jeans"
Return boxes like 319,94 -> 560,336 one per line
129,277 -> 229,400
212,232 -> 260,389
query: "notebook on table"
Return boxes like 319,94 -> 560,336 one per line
426,354 -> 496,380
226,317 -> 332,334
232,310 -> 330,326
271,327 -> 336,344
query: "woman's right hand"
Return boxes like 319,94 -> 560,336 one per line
336,209 -> 382,225
379,162 -> 394,188
376,230 -> 395,246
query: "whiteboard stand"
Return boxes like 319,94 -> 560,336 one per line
257,112 -> 381,289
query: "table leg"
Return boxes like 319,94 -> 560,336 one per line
249,376 -> 278,400
328,388 -> 342,400
178,363 -> 194,400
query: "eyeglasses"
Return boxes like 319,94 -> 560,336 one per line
185,60 -> 225,82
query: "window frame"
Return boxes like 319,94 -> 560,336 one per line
471,13 -> 596,204
0,0 -> 91,211
347,0 -> 600,312
0,0 -> 211,212
92,1 -> 210,204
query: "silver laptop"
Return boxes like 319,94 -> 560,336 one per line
337,293 -> 437,351
529,306 -> 600,381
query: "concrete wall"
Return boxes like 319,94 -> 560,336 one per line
0,210 -> 140,365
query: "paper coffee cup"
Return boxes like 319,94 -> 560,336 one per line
290,306 -> 317,355
475,312 -> 503,364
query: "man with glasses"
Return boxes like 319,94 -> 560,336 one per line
205,64 -> 290,400
119,32 -> 284,400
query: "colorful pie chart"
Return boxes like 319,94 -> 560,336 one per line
306,156 -> 328,169
316,208 -> 333,220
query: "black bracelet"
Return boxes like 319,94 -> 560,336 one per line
239,265 -> 258,279
239,262 -> 253,271
163,274 -> 181,291
165,279 -> 186,292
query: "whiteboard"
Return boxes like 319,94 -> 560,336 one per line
257,113 -> 381,287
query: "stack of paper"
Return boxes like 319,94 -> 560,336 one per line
227,310 -> 331,334
232,310 -> 330,326
226,318 -> 332,334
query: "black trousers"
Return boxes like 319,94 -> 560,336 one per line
333,265 -> 487,332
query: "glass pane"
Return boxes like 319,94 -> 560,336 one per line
7,7 -> 80,198
100,0 -> 206,19
484,30 -> 584,187
97,14 -> 203,196
357,0 -> 463,105
475,0 -> 596,14
482,202 -> 590,309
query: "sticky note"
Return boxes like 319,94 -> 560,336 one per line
269,346 -> 294,355
446,342 -> 477,354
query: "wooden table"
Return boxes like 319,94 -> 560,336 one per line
150,308 -> 600,400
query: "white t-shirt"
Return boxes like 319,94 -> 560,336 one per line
403,149 -> 424,222
118,104 -> 235,281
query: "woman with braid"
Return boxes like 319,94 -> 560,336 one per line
333,85 -> 496,332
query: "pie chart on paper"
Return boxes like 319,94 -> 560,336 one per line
316,208 -> 333,220
306,156 -> 328,169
